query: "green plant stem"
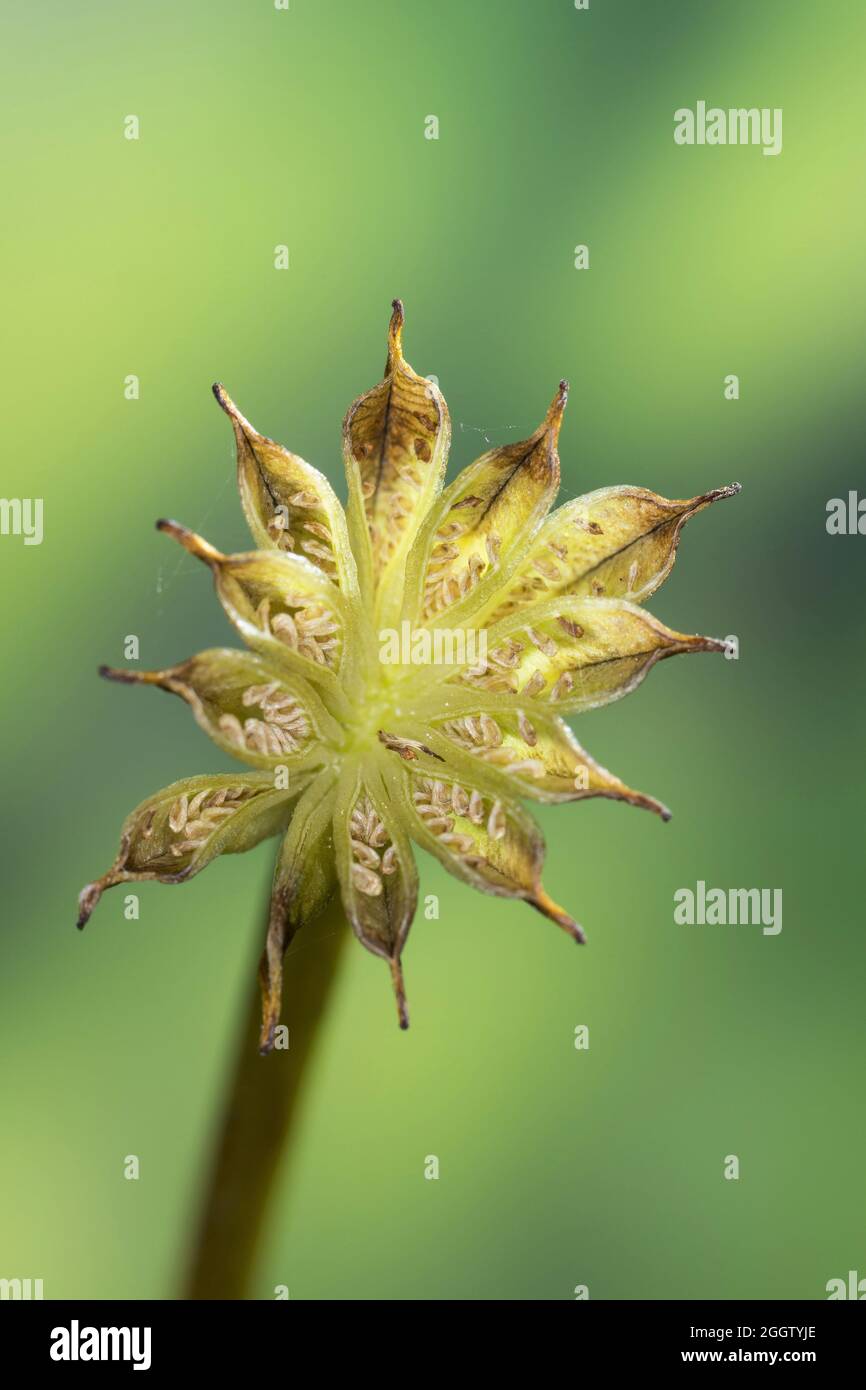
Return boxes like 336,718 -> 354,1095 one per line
184,892 -> 349,1299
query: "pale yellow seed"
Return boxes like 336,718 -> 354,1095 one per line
518,712 -> 537,746
487,800 -> 506,840
526,625 -> 557,657
510,759 -> 545,778
468,790 -> 485,825
479,714 -> 502,747
550,671 -> 575,702
351,863 -> 382,897
352,839 -> 381,870
440,833 -> 475,853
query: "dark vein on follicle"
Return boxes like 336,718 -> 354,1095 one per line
372,378 -> 395,506
465,434 -> 548,530
564,501 -> 696,586
254,451 -> 285,517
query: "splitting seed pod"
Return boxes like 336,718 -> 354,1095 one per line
78,301 -> 739,1051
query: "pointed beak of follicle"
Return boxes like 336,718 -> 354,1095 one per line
390,957 -> 410,1030
97,664 -> 163,687
211,383 -> 261,445
543,380 -> 569,445
532,888 -> 586,944
385,298 -> 405,374
211,381 -> 232,414
155,518 -> 224,567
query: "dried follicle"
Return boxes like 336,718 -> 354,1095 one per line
79,301 -> 739,1049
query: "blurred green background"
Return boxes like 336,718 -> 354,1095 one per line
1,0 -> 864,1300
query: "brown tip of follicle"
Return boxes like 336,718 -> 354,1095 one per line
76,882 -> 100,930
387,299 -> 405,357
155,518 -> 222,565
156,517 -> 192,548
699,481 -> 742,508
638,792 -> 672,823
99,664 -> 137,684
390,958 -> 410,1029
544,380 -> 569,437
257,1012 -> 278,1056
533,889 -> 586,943
212,382 -> 242,424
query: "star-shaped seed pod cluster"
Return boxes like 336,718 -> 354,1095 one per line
78,301 -> 739,1051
